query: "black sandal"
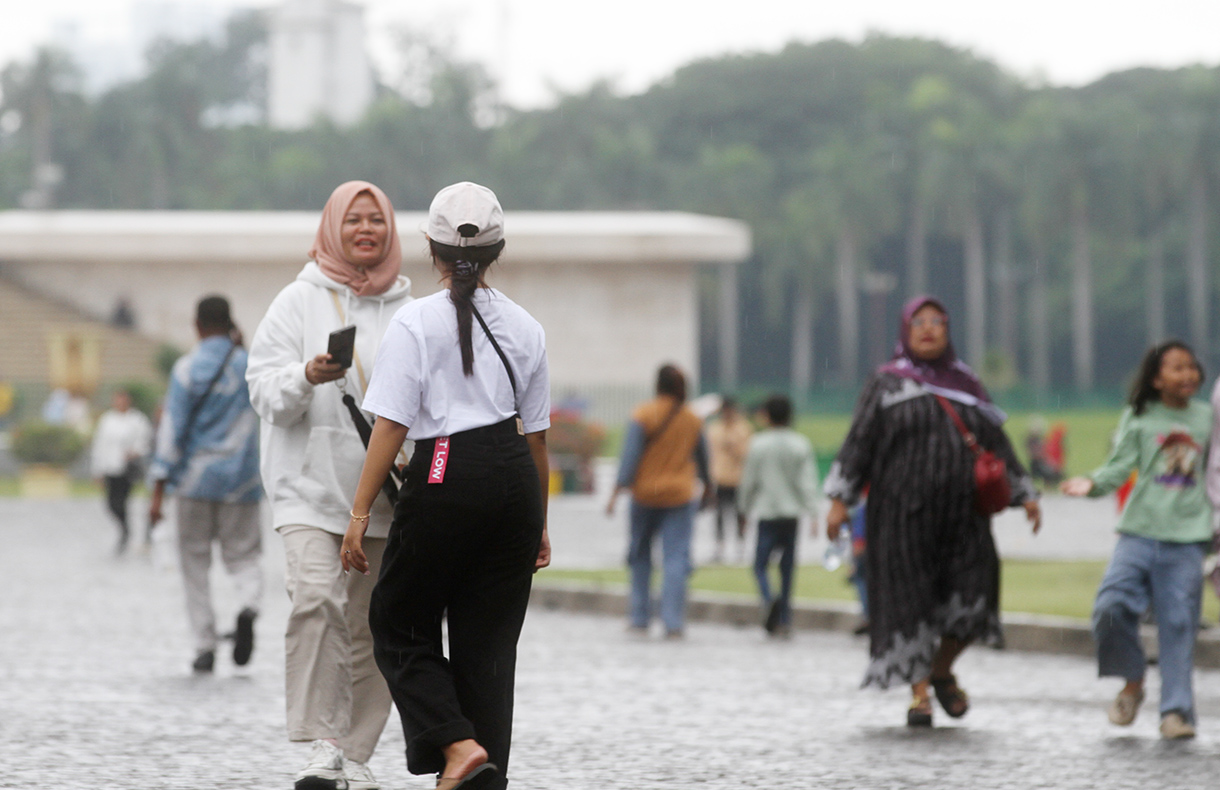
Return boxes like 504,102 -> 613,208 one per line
436,763 -> 498,789
907,693 -> 933,727
930,674 -> 970,718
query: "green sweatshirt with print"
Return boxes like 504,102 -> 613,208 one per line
1087,400 -> 1213,543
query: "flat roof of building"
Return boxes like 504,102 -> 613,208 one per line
0,210 -> 751,265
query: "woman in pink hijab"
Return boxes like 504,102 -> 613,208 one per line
247,181 -> 413,790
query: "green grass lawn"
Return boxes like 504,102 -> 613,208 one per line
539,560 -> 1220,623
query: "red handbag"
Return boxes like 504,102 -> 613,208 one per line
934,395 -> 1011,516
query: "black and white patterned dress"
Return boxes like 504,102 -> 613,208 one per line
824,372 -> 1036,689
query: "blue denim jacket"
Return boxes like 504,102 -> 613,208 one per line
150,336 -> 262,503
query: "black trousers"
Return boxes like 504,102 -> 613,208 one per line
714,485 -> 742,542
104,474 -> 133,545
370,418 -> 543,787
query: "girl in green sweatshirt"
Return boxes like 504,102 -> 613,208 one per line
1061,340 -> 1211,740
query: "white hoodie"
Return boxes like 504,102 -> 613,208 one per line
246,262 -> 413,537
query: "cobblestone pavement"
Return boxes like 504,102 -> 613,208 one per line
4,497 -> 1219,789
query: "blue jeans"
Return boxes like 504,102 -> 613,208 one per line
754,518 -> 797,626
627,501 -> 695,632
1092,534 -> 1207,722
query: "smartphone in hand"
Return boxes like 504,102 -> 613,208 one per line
328,325 -> 357,369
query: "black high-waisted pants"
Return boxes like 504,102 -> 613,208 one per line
369,418 -> 543,787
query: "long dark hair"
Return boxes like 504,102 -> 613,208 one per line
1128,340 -> 1202,415
429,237 -> 506,376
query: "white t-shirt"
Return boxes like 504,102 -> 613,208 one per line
363,288 -> 550,440
90,408 -> 153,477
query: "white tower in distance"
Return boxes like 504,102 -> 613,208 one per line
268,0 -> 374,129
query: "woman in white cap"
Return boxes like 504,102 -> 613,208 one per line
342,182 -> 551,790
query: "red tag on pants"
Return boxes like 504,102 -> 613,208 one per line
428,437 -> 450,484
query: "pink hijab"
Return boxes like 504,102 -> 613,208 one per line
310,181 -> 403,297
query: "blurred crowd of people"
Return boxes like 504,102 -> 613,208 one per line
610,296 -> 1218,742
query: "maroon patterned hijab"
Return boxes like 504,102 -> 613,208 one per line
879,295 -> 993,406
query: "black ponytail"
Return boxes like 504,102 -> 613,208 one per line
429,237 -> 506,376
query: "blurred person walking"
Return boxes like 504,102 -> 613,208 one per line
247,181 -> 411,790
1064,340 -> 1211,739
737,394 -> 818,637
148,296 -> 263,675
91,388 -> 153,553
706,395 -> 753,563
824,296 -> 1040,726
606,364 -> 711,638
341,181 -> 551,790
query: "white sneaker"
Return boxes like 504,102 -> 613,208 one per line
295,740 -> 348,790
1160,712 -> 1197,740
344,759 -> 380,790
1107,688 -> 1144,726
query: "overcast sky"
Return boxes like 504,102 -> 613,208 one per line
3,0 -> 1219,107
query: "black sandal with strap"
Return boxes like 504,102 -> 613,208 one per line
907,693 -> 933,727
930,674 -> 970,718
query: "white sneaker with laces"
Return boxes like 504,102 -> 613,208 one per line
295,740 -> 348,790
343,759 -> 380,790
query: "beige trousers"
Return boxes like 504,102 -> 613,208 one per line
176,497 -> 263,654
281,525 -> 393,764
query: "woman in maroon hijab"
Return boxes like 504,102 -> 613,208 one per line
824,296 -> 1041,727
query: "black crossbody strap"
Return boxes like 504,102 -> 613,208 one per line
644,402 -> 683,451
178,340 -> 238,451
340,392 -> 402,506
471,304 -> 518,400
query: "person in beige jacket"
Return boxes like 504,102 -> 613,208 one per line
706,396 -> 753,563
606,365 -> 711,638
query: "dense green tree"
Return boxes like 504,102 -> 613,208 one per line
4,28 -> 1220,398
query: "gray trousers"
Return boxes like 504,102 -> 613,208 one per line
281,525 -> 392,764
176,497 -> 264,655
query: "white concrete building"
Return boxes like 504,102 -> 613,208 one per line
268,0 -> 374,129
0,211 -> 750,423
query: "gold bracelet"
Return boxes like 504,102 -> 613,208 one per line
349,510 -> 371,522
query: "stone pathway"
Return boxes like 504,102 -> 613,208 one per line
3,496 -> 1216,789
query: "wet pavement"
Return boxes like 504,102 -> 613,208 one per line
3,494 -> 1218,789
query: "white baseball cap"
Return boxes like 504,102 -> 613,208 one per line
427,182 -> 504,247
